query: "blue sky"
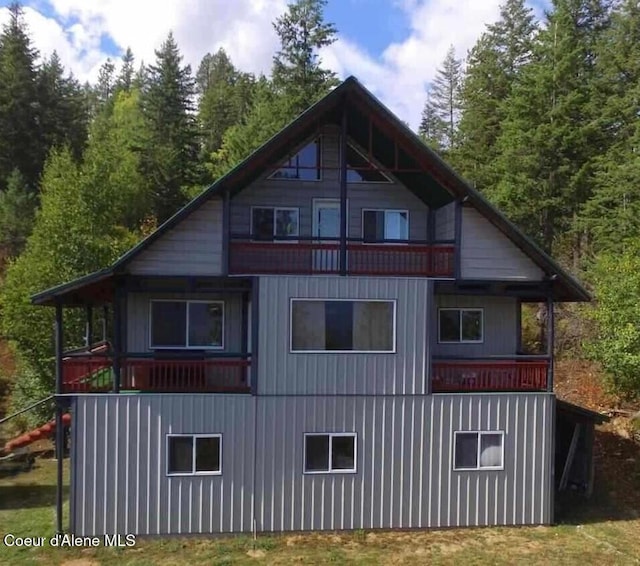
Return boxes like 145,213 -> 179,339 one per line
0,0 -> 549,128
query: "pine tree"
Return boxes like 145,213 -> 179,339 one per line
420,46 -> 463,153
140,32 -> 201,221
116,47 -> 135,93
418,91 -> 446,150
0,168 -> 36,257
271,0 -> 338,115
0,3 -> 41,190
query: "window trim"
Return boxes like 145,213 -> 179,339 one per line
361,208 -> 410,243
437,307 -> 484,344
268,136 -> 322,182
289,298 -> 397,354
250,206 -> 300,242
149,299 -> 225,350
166,433 -> 223,477
303,432 -> 358,475
345,142 -> 392,184
452,430 -> 505,472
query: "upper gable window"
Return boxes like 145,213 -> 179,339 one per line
270,138 -> 321,181
346,143 -> 391,183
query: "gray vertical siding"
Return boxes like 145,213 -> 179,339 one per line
433,295 -> 518,357
257,276 -> 431,396
229,129 -> 430,241
71,393 -> 554,536
461,206 -> 544,280
126,292 -> 243,353
128,199 -> 224,276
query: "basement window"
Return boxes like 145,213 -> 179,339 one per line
167,434 -> 222,475
453,431 -> 504,471
304,433 -> 357,474
438,308 -> 483,343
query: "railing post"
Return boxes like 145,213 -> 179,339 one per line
547,297 -> 554,392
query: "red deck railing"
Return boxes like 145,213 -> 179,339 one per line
229,240 -> 455,277
432,359 -> 549,392
62,355 -> 251,393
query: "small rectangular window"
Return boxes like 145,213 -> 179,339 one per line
167,434 -> 222,475
438,308 -> 483,343
304,433 -> 356,474
150,300 -> 224,349
362,209 -> 408,242
453,431 -> 504,471
251,207 -> 299,240
291,299 -> 395,352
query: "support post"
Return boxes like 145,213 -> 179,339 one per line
112,282 -> 123,393
547,296 -> 554,391
250,278 -> 260,395
222,189 -> 230,275
84,305 -> 93,348
515,299 -> 522,355
102,305 -> 108,342
454,200 -> 462,280
339,103 -> 348,276
54,301 -> 64,534
241,291 -> 249,385
426,279 -> 435,395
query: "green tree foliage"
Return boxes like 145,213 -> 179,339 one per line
0,169 -> 36,257
140,32 -> 201,221
585,249 -> 640,399
419,46 -> 463,154
196,48 -> 256,157
116,47 -> 135,93
455,0 -> 538,187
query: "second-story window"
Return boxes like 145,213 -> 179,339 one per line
438,308 -> 483,343
251,207 -> 299,241
291,299 -> 395,352
150,300 -> 224,349
362,209 -> 409,242
270,138 -> 321,180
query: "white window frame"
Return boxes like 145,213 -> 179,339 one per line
453,430 -> 505,471
303,432 -> 358,474
149,299 -> 225,350
250,206 -> 300,241
268,136 -> 322,182
437,307 -> 484,344
361,208 -> 410,243
345,142 -> 392,184
289,298 -> 397,354
166,433 -> 223,477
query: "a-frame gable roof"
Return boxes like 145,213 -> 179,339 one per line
32,76 -> 589,305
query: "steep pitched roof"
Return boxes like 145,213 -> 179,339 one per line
32,76 -> 589,306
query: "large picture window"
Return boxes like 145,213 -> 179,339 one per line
150,300 -> 224,349
304,433 -> 357,474
270,138 -> 321,180
291,299 -> 395,352
438,308 -> 483,343
167,434 -> 222,476
251,207 -> 299,240
453,431 -> 504,471
362,209 -> 409,242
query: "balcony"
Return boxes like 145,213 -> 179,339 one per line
62,351 -> 251,394
229,237 -> 455,277
432,358 -> 549,393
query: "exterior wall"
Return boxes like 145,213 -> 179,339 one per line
257,276 -> 432,396
128,199 -> 224,276
70,393 -> 554,536
433,295 -> 518,358
461,206 -> 544,280
230,130 -> 430,241
126,291 -> 243,354
434,202 -> 455,241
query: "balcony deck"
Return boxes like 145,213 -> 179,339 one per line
229,238 -> 455,277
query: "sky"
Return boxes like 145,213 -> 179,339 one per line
0,0 -> 549,129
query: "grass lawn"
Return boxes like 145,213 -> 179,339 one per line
1,458 -> 639,565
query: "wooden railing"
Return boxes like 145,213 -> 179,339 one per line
229,237 -> 454,277
62,354 -> 251,393
432,359 -> 549,392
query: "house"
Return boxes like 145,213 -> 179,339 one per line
33,76 -> 593,537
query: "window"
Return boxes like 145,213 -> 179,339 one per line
167,434 -> 222,475
453,431 -> 504,471
304,433 -> 356,473
438,308 -> 483,343
251,207 -> 299,240
150,300 -> 224,349
291,299 -> 395,352
346,143 -> 391,183
362,209 -> 409,242
270,138 -> 321,180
